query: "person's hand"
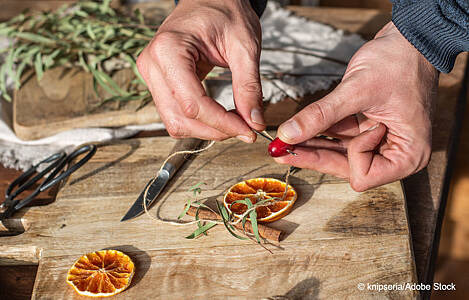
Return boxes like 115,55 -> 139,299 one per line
137,0 -> 265,143
274,22 -> 439,192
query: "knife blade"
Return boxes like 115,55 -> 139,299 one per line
121,138 -> 203,221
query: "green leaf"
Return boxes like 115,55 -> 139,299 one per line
15,32 -> 56,44
242,213 -> 248,233
75,10 -> 89,18
216,201 -> 247,240
89,67 -> 128,96
43,49 -> 61,68
245,198 -> 261,243
122,53 -> 146,86
86,23 -> 96,40
98,93 -> 147,106
77,51 -> 89,72
0,25 -> 14,36
14,60 -> 28,90
21,46 -> 41,64
189,182 -> 205,196
134,9 -> 144,25
34,52 -> 43,81
178,198 -> 192,220
185,222 -> 217,239
0,63 -> 11,101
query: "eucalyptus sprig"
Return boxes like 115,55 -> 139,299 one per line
0,0 -> 155,104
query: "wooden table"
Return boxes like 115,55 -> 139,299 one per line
1,5 -> 468,300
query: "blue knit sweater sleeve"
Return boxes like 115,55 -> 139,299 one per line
391,0 -> 469,73
174,0 -> 267,18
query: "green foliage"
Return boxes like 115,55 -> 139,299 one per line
0,0 -> 156,105
179,182 -> 267,244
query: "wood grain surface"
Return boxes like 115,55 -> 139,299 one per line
0,137 -> 417,299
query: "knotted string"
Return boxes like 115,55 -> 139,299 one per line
142,135 -> 292,228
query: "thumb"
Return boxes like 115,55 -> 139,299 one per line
229,47 -> 265,131
277,83 -> 363,144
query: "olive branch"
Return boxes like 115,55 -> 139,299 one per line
0,0 -> 154,106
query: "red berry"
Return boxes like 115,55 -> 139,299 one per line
268,138 -> 295,157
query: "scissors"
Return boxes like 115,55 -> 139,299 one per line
0,144 -> 97,220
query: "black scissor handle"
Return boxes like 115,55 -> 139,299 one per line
40,144 -> 97,191
13,144 -> 97,211
4,152 -> 66,203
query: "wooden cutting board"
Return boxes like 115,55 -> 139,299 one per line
13,67 -> 161,141
0,136 -> 418,299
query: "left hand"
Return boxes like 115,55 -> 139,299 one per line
273,22 -> 439,192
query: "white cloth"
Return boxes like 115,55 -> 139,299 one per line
0,2 -> 364,170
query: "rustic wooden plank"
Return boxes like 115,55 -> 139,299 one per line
0,265 -> 38,300
0,136 -> 417,298
33,236 -> 416,299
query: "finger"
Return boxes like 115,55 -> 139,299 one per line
153,77 -> 231,141
273,146 -> 349,179
348,123 -> 402,191
228,45 -> 265,131
277,83 -> 364,144
299,137 -> 348,153
138,50 -> 231,141
322,115 -> 360,139
149,37 -> 256,141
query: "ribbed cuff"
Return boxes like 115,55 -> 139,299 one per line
392,1 -> 467,73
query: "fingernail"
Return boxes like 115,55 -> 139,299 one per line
367,123 -> 380,131
279,119 -> 301,140
250,108 -> 265,125
237,135 -> 254,143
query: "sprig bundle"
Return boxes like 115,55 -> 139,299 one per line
179,182 -> 275,246
0,0 -> 155,105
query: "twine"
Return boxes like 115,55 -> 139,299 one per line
142,136 -> 292,229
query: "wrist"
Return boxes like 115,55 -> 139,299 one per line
376,22 -> 437,75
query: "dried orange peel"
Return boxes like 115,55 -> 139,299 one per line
66,250 -> 134,297
223,178 -> 297,223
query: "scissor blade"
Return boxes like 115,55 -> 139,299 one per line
120,169 -> 171,222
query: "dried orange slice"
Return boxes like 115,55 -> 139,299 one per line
223,178 -> 297,223
66,250 -> 135,297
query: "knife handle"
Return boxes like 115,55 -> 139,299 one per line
166,138 -> 204,173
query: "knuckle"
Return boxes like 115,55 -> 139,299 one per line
241,81 -> 262,95
306,102 -> 328,125
411,142 -> 432,173
165,119 -> 185,138
153,31 -> 175,46
148,32 -> 175,62
180,99 -> 199,119
349,178 -> 367,192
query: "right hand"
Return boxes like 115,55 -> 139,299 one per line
137,0 -> 265,143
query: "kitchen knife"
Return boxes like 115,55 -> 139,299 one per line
121,138 -> 203,221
